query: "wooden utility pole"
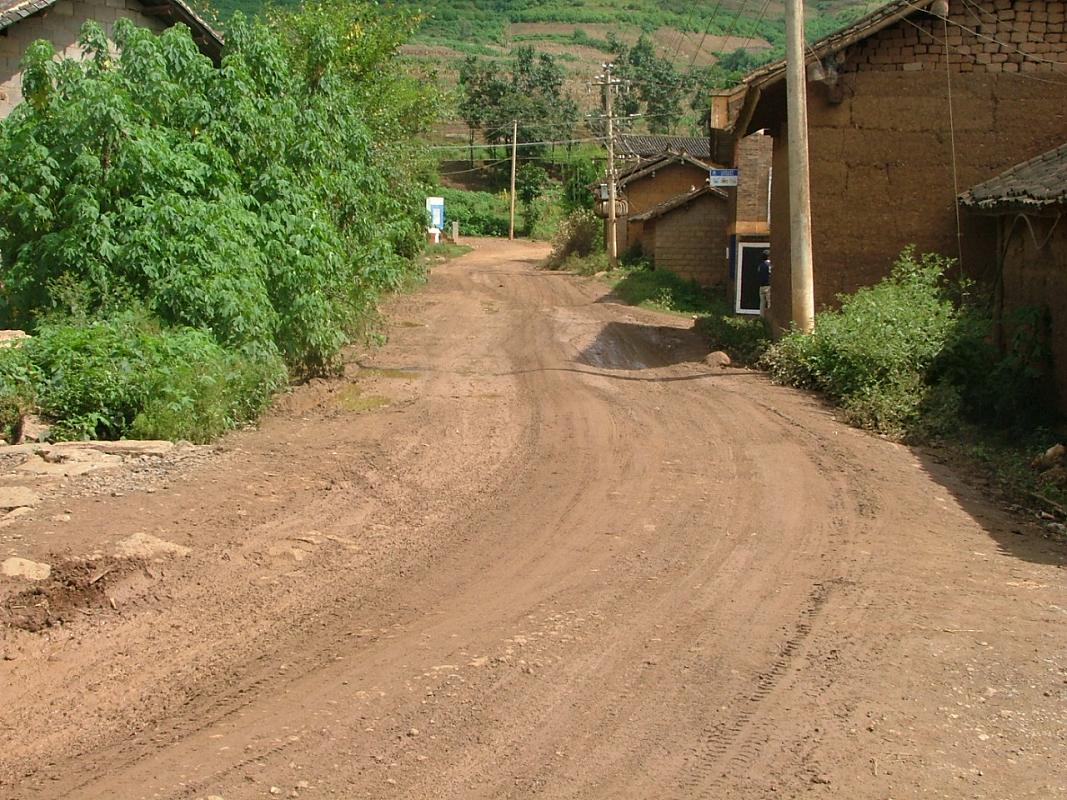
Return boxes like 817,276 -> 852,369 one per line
599,64 -> 620,269
508,119 -> 518,241
784,0 -> 816,332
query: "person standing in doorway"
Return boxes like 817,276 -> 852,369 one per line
757,249 -> 772,318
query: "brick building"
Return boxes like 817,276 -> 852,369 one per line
712,0 -> 1067,332
960,142 -> 1067,409
629,187 -> 731,287
613,150 -> 712,256
1,0 -> 221,118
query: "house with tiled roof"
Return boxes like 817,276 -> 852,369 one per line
612,149 -> 715,257
628,185 -> 732,288
597,132 -> 772,305
961,142 -> 1067,409
0,0 -> 222,117
615,134 -> 711,161
711,0 -> 1067,331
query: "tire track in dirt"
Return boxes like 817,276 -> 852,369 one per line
3,239 -> 1065,800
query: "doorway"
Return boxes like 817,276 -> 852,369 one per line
735,242 -> 769,315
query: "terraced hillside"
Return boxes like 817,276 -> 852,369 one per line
204,0 -> 884,136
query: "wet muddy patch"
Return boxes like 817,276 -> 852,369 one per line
336,384 -> 391,413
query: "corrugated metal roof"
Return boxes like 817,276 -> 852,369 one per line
616,134 -> 711,160
960,142 -> 1067,212
0,0 -> 223,61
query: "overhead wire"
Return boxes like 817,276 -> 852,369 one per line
896,12 -> 1067,85
899,0 -> 1067,69
425,136 -> 607,151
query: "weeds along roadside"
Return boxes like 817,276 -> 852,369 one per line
0,0 -> 443,443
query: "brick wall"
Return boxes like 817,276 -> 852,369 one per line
843,0 -> 1067,75
648,193 -> 731,287
0,0 -> 165,118
618,161 -> 709,255
734,132 -> 772,232
764,0 -> 1067,331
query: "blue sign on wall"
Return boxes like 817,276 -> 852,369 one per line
709,169 -> 739,187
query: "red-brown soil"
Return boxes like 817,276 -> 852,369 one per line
0,238 -> 1064,799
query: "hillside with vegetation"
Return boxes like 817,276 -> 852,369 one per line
202,0 -> 884,136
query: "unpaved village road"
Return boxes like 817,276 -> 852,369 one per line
1,238 -> 1066,799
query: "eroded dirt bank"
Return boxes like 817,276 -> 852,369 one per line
1,238 -> 1064,799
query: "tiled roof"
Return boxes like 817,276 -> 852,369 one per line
0,0 -> 223,60
0,0 -> 52,27
616,134 -> 711,160
628,185 -> 726,223
960,142 -> 1067,212
617,149 -> 715,188
735,0 -> 938,92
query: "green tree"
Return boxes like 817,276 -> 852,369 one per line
516,162 -> 548,233
611,34 -> 689,134
458,46 -> 579,155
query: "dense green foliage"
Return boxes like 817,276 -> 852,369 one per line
0,345 -> 37,442
761,248 -> 1052,438
26,313 -> 284,442
439,187 -> 510,237
0,1 -> 437,441
611,35 -> 689,134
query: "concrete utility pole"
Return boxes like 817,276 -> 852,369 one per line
784,0 -> 816,332
597,64 -> 620,269
508,119 -> 518,241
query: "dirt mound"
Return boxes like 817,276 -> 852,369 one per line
2,557 -> 142,632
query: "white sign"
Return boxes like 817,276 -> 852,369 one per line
426,196 -> 445,229
709,169 -> 739,187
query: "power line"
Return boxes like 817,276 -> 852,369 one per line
681,0 -> 728,77
437,158 -> 511,175
900,0 -> 1067,69
896,12 -> 1067,85
425,136 -> 606,151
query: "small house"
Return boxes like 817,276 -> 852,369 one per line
960,142 -> 1067,410
1,0 -> 222,118
628,186 -> 731,288
613,149 -> 714,257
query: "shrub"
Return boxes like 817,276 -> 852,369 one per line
439,187 -> 510,237
761,246 -> 1053,437
26,314 -> 285,442
0,343 -> 37,442
545,209 -> 602,268
0,2 -> 436,440
761,247 -> 957,433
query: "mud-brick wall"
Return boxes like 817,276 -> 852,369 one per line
998,211 -> 1067,412
734,132 -> 773,232
620,162 -> 710,255
766,0 -> 1067,332
649,194 -> 731,287
0,0 -> 165,118
845,0 -> 1067,75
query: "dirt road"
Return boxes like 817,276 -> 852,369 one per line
1,238 -> 1065,799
